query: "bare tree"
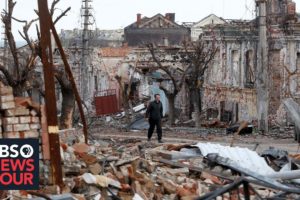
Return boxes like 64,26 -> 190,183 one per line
1,0 -> 73,128
54,67 -> 75,129
183,36 -> 217,128
1,0 -> 39,96
147,44 -> 189,125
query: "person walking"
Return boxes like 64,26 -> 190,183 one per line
146,94 -> 163,143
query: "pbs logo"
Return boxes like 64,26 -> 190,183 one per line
20,145 -> 34,158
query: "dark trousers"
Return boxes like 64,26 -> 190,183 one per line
148,118 -> 162,140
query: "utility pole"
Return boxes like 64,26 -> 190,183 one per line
81,0 -> 93,102
37,0 -> 63,187
256,0 -> 269,133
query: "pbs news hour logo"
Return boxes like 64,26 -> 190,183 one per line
0,139 -> 39,190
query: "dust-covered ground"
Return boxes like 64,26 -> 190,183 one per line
90,126 -> 300,154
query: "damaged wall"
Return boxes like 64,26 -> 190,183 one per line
203,24 -> 258,122
0,82 -> 52,184
203,86 -> 257,122
201,0 -> 300,125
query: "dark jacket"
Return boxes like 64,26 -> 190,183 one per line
146,101 -> 163,120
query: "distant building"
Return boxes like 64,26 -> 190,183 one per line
191,14 -> 226,41
124,13 -> 191,47
59,28 -> 124,48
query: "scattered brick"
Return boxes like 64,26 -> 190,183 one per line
0,95 -> 14,103
0,101 -> 16,110
23,131 -> 39,138
30,123 -> 41,130
3,132 -> 20,139
0,86 -> 13,96
13,124 -> 30,132
31,116 -> 40,123
2,117 -> 19,125
5,107 -> 30,116
19,116 -> 31,124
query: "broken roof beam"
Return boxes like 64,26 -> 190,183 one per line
207,154 -> 300,194
195,178 -> 254,200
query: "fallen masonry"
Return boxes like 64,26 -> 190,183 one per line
0,82 -> 300,199
8,134 -> 300,200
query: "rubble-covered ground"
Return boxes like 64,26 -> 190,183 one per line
9,126 -> 300,200
91,126 -> 300,154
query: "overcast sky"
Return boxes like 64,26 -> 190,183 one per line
1,0 -> 300,42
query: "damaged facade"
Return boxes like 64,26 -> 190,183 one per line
202,0 -> 300,126
56,1 -> 300,126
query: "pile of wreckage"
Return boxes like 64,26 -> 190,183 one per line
8,129 -> 300,200
92,97 -> 300,143
89,102 -> 151,131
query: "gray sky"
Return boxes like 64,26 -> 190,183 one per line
1,0 -> 300,42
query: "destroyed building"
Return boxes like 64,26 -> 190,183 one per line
201,0 -> 300,126
124,13 -> 191,47
98,46 -> 132,111
55,0 -> 300,128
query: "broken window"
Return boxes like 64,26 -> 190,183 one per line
220,101 -> 232,122
235,102 -> 239,122
207,108 -> 218,120
222,52 -> 227,82
297,53 -> 300,93
210,50 -> 221,83
231,50 -> 240,86
245,50 -> 255,87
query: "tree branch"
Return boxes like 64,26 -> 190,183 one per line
0,63 -> 16,86
54,7 -> 71,24
50,0 -> 61,16
159,84 -> 171,96
147,43 -> 179,93
1,0 -> 20,79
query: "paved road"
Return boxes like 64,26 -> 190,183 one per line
92,130 -> 300,154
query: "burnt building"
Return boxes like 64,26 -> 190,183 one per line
124,13 -> 191,47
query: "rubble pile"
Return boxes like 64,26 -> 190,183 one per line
16,137 -> 300,200
0,82 -> 299,199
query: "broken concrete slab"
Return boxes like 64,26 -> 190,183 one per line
82,173 -> 121,188
157,150 -> 200,160
128,115 -> 149,130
